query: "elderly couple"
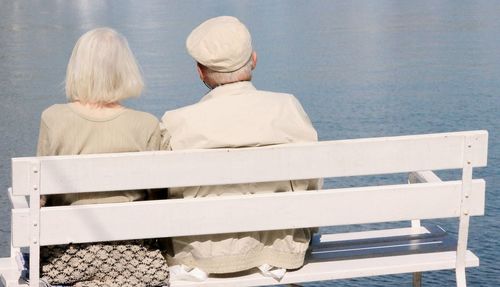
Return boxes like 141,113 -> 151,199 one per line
38,16 -> 319,287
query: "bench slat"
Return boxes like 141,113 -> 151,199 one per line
12,131 -> 488,195
169,251 -> 479,286
309,225 -> 456,261
0,250 -> 480,287
12,180 -> 485,247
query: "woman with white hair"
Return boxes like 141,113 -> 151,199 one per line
36,27 -> 169,286
37,27 -> 161,205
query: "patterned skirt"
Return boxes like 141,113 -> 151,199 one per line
40,240 -> 169,287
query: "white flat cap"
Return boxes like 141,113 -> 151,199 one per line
186,16 -> 252,73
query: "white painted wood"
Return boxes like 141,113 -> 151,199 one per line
319,226 -> 430,242
408,171 -> 443,229
28,162 -> 40,287
11,131 -> 488,195
169,251 -> 479,287
0,257 -> 16,272
11,159 -> 31,199
0,257 -> 23,287
0,251 -> 480,287
7,188 -> 28,209
455,136 -> 475,287
0,269 -> 23,287
11,209 -> 29,248
411,220 -> 421,229
4,131 -> 489,286
12,180 -> 485,247
409,170 -> 443,184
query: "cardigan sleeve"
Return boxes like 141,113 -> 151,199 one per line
146,122 -> 162,151
36,119 -> 51,156
159,121 -> 172,150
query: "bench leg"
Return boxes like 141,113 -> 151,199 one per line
413,272 -> 422,287
456,267 -> 467,287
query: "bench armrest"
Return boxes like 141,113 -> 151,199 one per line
8,188 -> 28,209
409,171 -> 442,184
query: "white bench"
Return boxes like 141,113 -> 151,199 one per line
0,130 -> 488,287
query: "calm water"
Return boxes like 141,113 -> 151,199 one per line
1,1 -> 499,286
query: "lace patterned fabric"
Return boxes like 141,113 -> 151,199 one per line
40,240 -> 169,287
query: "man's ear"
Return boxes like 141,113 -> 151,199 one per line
251,51 -> 257,70
196,63 -> 205,81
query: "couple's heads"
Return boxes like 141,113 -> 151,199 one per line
65,16 -> 254,104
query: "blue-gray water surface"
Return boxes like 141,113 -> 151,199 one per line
0,1 -> 499,286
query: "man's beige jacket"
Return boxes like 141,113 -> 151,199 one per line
161,81 -> 319,273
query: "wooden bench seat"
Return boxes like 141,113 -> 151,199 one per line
0,130 -> 488,287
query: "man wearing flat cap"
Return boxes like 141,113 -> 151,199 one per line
161,16 -> 319,275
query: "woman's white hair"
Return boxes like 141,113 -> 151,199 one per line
65,27 -> 144,104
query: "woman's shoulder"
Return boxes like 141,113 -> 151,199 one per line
122,108 -> 160,125
40,104 -> 72,121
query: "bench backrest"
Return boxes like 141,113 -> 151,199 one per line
10,130 -> 487,247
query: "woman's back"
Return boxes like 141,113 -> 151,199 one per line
37,103 -> 161,205
36,27 -> 169,286
37,103 -> 160,156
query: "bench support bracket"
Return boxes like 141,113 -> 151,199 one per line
456,136 -> 475,287
28,161 -> 41,287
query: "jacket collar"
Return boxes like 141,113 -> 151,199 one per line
200,81 -> 256,102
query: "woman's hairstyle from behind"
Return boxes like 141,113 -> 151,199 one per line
65,27 -> 144,104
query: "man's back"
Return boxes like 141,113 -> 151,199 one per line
163,82 -> 317,150
161,81 -> 319,274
